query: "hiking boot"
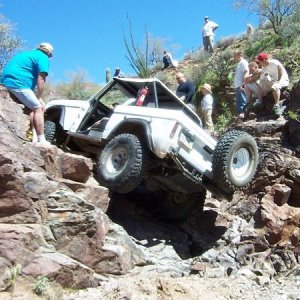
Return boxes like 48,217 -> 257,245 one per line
273,105 -> 281,117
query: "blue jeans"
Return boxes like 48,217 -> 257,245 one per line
236,87 -> 246,114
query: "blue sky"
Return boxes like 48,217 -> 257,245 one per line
1,0 -> 258,84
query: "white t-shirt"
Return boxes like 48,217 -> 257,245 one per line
234,58 -> 249,88
203,21 -> 218,37
260,59 -> 289,85
201,94 -> 214,111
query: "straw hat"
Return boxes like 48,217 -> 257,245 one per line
200,83 -> 212,94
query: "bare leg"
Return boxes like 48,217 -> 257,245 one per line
208,36 -> 214,53
32,107 -> 44,135
272,89 -> 280,105
244,85 -> 253,104
257,85 -> 264,102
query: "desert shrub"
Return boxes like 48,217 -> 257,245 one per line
214,101 -> 234,134
273,38 -> 300,82
216,35 -> 238,50
33,276 -> 62,300
278,5 -> 300,47
187,48 -> 210,64
53,70 -> 100,101
245,31 -> 279,59
0,16 -> 22,73
286,109 -> 300,122
3,264 -> 22,292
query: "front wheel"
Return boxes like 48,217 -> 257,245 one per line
96,133 -> 148,194
212,130 -> 258,193
44,120 -> 56,143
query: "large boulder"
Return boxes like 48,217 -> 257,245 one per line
0,87 -> 149,289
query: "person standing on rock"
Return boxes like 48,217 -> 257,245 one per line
233,51 -> 249,117
199,83 -> 214,131
1,42 -> 54,144
202,16 -> 219,53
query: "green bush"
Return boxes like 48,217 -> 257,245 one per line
279,6 -> 300,46
33,276 -> 62,300
245,31 -> 279,59
214,101 -> 234,134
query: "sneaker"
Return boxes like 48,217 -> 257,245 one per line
273,105 -> 281,117
253,99 -> 263,107
34,140 -> 51,146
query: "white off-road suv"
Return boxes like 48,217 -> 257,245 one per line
45,77 -> 259,220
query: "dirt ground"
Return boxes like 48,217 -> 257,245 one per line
62,271 -> 299,300
2,270 -> 299,300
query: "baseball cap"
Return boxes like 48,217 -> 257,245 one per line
38,42 -> 54,57
204,16 -> 209,19
256,52 -> 269,61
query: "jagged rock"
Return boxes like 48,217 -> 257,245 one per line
0,90 -> 148,289
266,183 -> 291,206
22,252 -> 98,288
235,118 -> 287,138
286,119 -> 300,146
38,146 -> 93,183
58,178 -> 110,213
60,152 -> 93,182
0,86 -> 29,141
286,79 -> 300,112
260,193 -> 300,246
1,80 -> 300,293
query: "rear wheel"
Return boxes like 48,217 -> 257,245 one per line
158,190 -> 206,221
212,130 -> 258,193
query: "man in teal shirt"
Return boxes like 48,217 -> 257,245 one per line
1,42 -> 53,144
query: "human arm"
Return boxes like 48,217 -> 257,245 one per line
185,82 -> 196,103
244,70 -> 261,84
241,69 -> 250,89
277,64 -> 285,83
213,25 -> 219,32
211,21 -> 219,32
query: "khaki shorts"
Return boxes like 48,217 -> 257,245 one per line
259,76 -> 289,95
8,88 -> 41,110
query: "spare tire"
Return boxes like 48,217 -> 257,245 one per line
212,130 -> 258,193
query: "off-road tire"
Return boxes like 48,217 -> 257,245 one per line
158,190 -> 206,221
55,124 -> 68,147
212,129 -> 258,193
44,120 -> 56,143
97,133 -> 148,194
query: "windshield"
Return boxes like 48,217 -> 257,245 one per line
95,79 -> 185,110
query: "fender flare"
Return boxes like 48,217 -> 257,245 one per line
105,118 -> 155,151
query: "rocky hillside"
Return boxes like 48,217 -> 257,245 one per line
0,80 -> 300,299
